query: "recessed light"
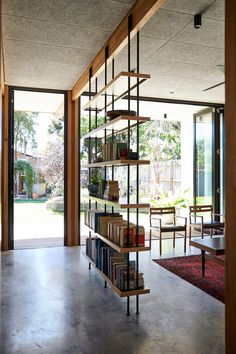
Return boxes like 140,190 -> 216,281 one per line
194,14 -> 202,29
170,91 -> 174,94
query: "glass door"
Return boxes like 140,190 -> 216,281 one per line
193,107 -> 224,214
194,108 -> 213,206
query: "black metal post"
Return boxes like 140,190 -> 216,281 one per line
126,14 -> 132,316
136,30 -> 140,315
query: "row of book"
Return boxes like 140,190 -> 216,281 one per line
86,237 -> 144,291
84,210 -> 145,247
102,142 -> 127,161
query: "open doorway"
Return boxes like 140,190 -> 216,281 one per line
10,88 -> 67,249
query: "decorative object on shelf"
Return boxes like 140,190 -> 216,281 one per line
107,109 -> 136,120
87,169 -> 103,197
127,151 -> 139,160
103,180 -> 119,201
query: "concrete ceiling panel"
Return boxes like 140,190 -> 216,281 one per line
2,15 -> 110,50
149,41 -> 224,67
173,18 -> 224,48
142,59 -> 224,82
4,39 -> 97,67
139,77 -> 224,103
2,0 -> 134,31
203,0 -> 225,21
141,9 -> 192,40
161,0 -> 216,15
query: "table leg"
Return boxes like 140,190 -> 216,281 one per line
201,250 -> 205,277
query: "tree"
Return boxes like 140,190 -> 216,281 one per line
14,111 -> 38,158
14,160 -> 36,197
48,115 -> 64,138
42,138 -> 64,196
137,120 -> 181,195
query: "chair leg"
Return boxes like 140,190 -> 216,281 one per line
201,226 -> 204,238
189,226 -> 192,240
160,232 -> 162,256
149,229 -> 152,249
184,229 -> 187,253
210,228 -> 213,238
173,232 -> 176,248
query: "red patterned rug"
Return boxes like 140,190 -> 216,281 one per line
153,255 -> 225,303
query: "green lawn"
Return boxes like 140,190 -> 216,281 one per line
14,200 -> 64,240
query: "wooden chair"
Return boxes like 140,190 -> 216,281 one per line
149,207 -> 187,255
189,205 -> 224,239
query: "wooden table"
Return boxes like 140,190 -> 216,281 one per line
189,237 -> 225,277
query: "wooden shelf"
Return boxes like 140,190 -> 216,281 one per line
83,71 -> 150,111
83,253 -> 150,298
81,115 -> 150,139
83,195 -> 150,209
83,159 -> 150,167
85,227 -> 150,253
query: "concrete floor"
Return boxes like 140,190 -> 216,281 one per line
1,239 -> 224,354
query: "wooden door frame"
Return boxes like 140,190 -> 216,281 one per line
1,86 -> 79,250
225,0 -> 236,352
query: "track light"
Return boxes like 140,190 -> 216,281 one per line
194,14 -> 202,29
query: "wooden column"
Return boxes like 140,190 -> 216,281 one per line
1,85 -> 9,251
225,0 -> 236,352
66,91 -> 79,246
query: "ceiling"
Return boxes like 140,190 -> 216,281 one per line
2,0 -> 225,104
14,91 -> 64,113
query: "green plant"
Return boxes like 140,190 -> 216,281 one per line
14,160 -> 36,197
90,169 -> 103,185
158,189 -> 191,208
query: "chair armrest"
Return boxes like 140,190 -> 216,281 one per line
213,213 -> 224,217
150,216 -> 161,227
174,215 -> 187,226
213,213 -> 225,221
189,214 -> 203,224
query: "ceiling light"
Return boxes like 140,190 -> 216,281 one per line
194,14 -> 202,29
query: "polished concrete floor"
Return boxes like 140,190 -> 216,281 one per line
1,239 -> 225,354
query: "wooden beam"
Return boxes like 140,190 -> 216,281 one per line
1,85 -> 9,251
72,0 -> 165,100
225,0 -> 236,352
66,91 -> 79,246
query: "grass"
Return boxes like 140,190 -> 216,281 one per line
14,200 -> 64,223
14,198 -> 47,204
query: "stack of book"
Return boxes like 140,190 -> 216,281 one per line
103,180 -> 119,201
86,238 -> 145,291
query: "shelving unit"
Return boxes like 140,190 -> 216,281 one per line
81,18 -> 150,315
83,159 -> 150,167
84,228 -> 150,253
82,195 -> 149,209
83,72 -> 150,111
82,115 -> 150,139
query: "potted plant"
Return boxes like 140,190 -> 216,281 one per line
87,169 -> 103,197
